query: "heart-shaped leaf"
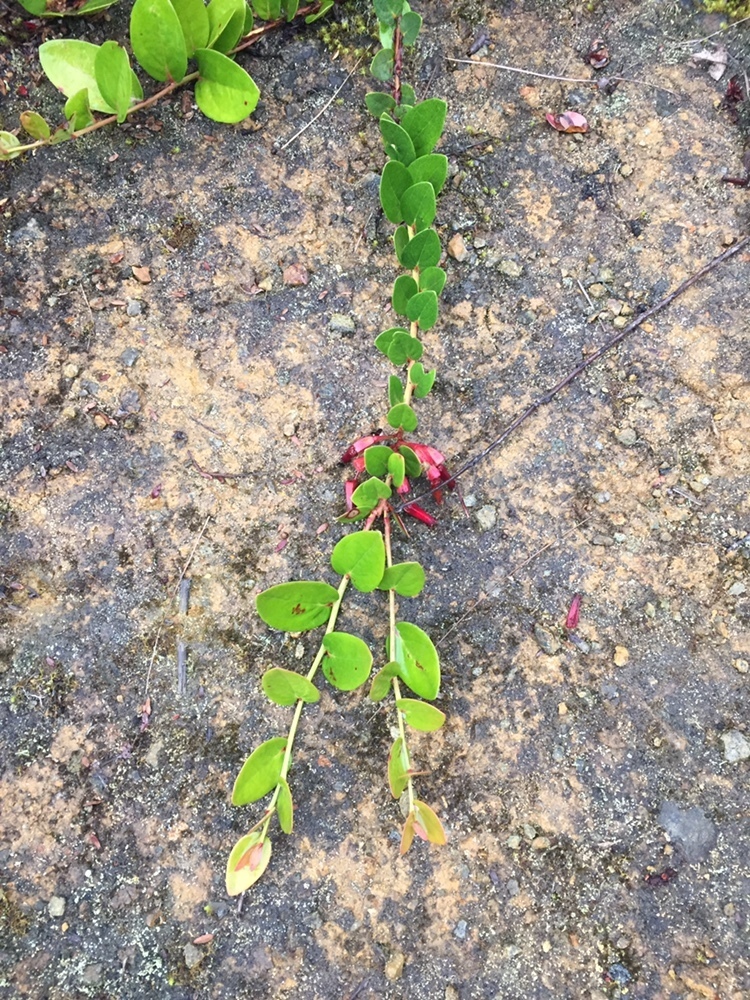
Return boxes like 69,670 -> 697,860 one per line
380,114 -> 416,164
321,631 -> 373,690
261,667 -> 320,706
380,159 -> 410,223
387,403 -> 418,432
396,698 -> 445,731
377,562 -> 425,597
398,228 -> 442,269
400,99 -> 447,157
408,153 -> 448,194
392,275 -> 418,316
331,531 -> 385,593
406,289 -> 438,330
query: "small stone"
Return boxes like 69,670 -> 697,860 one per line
542,940 -> 552,953
615,427 -> 637,446
728,582 -> 747,597
329,313 -> 356,334
659,801 -> 717,861
475,505 -> 496,530
62,363 -> 79,379
591,533 -> 614,546
606,298 -> 622,316
599,267 -> 614,283
282,263 -> 309,286
61,406 -> 77,421
183,943 -> 204,970
453,919 -> 468,941
588,282 -> 606,298
594,491 -> 610,504
613,645 -> 630,667
93,414 -> 108,430
120,347 -> 140,367
532,836 -> 551,851
474,238 -> 487,249
445,987 -> 460,1000
620,164 -> 634,177
722,232 -> 736,247
498,259 -> 523,278
447,233 -> 469,262
644,602 -> 656,618
733,658 -> 749,674
721,730 -> 750,763
48,896 -> 66,918
612,315 -> 628,329
126,298 -> 142,317
534,624 -> 561,655
505,878 -> 520,896
82,964 -> 102,985
258,276 -> 273,292
282,422 -> 296,438
506,835 -> 521,850
385,951 -> 405,980
522,823 -> 537,841
558,702 -> 568,716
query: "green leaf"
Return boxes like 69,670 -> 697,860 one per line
130,0 -> 188,82
94,41 -> 132,124
380,114 -> 416,165
277,777 -> 293,833
413,799 -> 447,844
242,2 -> 254,33
195,48 -> 260,122
0,132 -> 21,161
20,112 -> 50,141
256,580 -> 339,631
365,91 -> 396,117
388,451 -> 405,487
321,631 -> 373,691
350,476 -> 392,515
64,89 -> 94,130
16,0 -> 46,14
231,736 -> 287,805
304,0 -> 332,22
396,698 -> 445,732
386,331 -> 423,366
331,531 -> 385,593
226,832 -> 271,894
419,266 -> 446,296
380,160 -> 410,224
400,82 -> 416,106
253,0 -> 280,16
400,9 -> 422,45
401,99 -> 447,157
388,736 -> 410,797
374,326 -> 406,357
169,0 -> 210,56
369,660 -> 399,701
261,667 -> 320,706
392,275 -> 418,316
401,181 -> 436,229
373,0 -> 403,19
401,812 -> 416,854
399,445 -> 421,477
408,153 -> 448,195
207,0 -> 246,52
410,362 -> 437,398
370,47 -> 394,82
406,289 -> 438,330
388,375 -> 404,406
39,40 -> 116,114
387,403 -> 418,432
398,228 -> 442,269
281,0 -> 298,19
390,621 -> 440,699
377,561 -> 425,597
363,445 -> 393,477
394,226 -> 409,260
48,126 -> 73,145
77,0 -> 119,12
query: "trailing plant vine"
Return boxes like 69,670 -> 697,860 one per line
226,0 -> 450,894
0,0 -> 333,159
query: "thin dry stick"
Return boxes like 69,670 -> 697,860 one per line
143,515 -> 212,698
448,57 -> 679,97
397,236 -> 750,512
276,57 -> 362,152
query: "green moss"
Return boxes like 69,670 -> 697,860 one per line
703,0 -> 750,17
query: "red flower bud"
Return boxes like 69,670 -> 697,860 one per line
403,503 -> 437,527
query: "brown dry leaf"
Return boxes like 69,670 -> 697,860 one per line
691,46 -> 728,82
545,111 -> 589,134
132,265 -> 151,284
282,263 -> 309,287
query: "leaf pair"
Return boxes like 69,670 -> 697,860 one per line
380,154 -> 448,226
39,40 -> 142,121
379,99 -> 447,166
369,621 -> 440,701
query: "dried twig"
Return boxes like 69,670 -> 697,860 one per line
397,236 -> 750,511
276,57 -> 362,152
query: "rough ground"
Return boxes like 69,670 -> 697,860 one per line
1,1 -> 749,997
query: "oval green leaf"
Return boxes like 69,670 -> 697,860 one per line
399,228 -> 442,269
0,131 -> 21,161
401,9 -> 422,45
388,451 -> 405,488
388,375 -> 404,406
39,40 -> 116,114
131,0 -> 188,82
231,736 -> 287,805
63,89 -> 94,130
388,736 -> 410,798
370,47 -> 394,82
380,159 -> 410,224
408,153 -> 448,195
256,580 -> 339,631
95,41 -> 132,124
377,562 -> 425,597
169,0 -> 210,56
419,266 -> 446,296
331,531 -> 385,593
226,832 -> 271,894
392,275 -> 418,316
410,362 -> 437,399
380,114 -> 416,165
195,48 -> 260,122
321,631 -> 373,691
20,111 -> 50,141
206,0 -> 246,53
364,445 -> 393,477
401,98 -> 447,158
277,777 -> 293,834
351,477 -> 391,515
369,660 -> 399,701
391,621 -> 440,700
399,445 -> 421,477
400,812 -> 416,854
396,698 -> 445,732
374,326 -> 406,356
401,181 -> 436,228
413,799 -> 447,845
366,91 -> 396,117
406,289 -> 438,330
261,667 -> 320,706
387,403 -> 418,432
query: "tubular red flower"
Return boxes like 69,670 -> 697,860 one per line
403,503 -> 437,527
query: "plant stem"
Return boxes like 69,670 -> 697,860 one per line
403,223 -> 419,407
257,574 -> 349,840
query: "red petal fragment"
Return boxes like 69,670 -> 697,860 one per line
565,593 -> 582,630
403,503 -> 437,527
588,38 -> 610,69
546,111 -> 589,134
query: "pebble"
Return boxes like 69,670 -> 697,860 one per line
48,896 -> 66,918
447,233 -> 469,262
734,658 -> 749,674
588,282 -> 606,298
721,730 -> 750,763
615,427 -> 637,446
62,363 -> 79,379
183,943 -> 204,970
453,919 -> 468,941
385,951 -> 405,980
534,624 -> 561,655
93,414 -> 108,430
498,259 -> 523,278
620,164 -> 634,177
120,347 -> 140,367
532,836 -> 551,851
126,298 -> 142,317
591,533 -> 614,546
613,315 -> 628,329
522,823 -> 537,840
329,313 -> 356,334
506,878 -> 520,896
613,645 -> 630,667
558,702 -> 568,716
594,491 -> 610,504
475,505 -> 496,530
506,835 -> 521,850
658,801 -> 717,861
728,582 -> 747,597
445,988 -> 460,1000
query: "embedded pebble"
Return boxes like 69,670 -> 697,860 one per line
506,835 -> 521,850
613,315 -> 628,328
453,919 -> 468,941
498,259 -> 523,278
183,943 -> 204,970
522,823 -> 537,840
734,658 -> 749,674
620,163 -> 634,177
329,313 -> 356,334
594,491 -> 610,504
615,428 -> 637,446
658,801 -> 717,861
120,347 -> 140,367
475,505 -> 497,530
534,624 -> 561,655
385,951 -> 405,980
448,233 -> 469,262
613,645 -> 630,667
48,896 -> 66,918
62,363 -> 79,380
727,582 -> 746,597
558,702 -> 568,716
126,298 -> 142,317
532,836 -> 551,851
591,533 -> 614,546
588,282 -> 606,298
721,730 -> 750,763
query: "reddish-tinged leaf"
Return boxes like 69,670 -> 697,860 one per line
546,111 -> 588,134
236,841 -> 264,871
588,38 -> 609,69
400,812 -> 416,854
565,593 -> 582,630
